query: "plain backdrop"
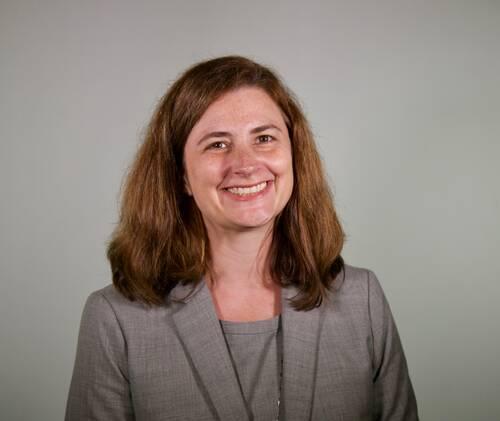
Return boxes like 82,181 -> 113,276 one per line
1,1 -> 499,420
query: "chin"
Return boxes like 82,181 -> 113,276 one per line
229,214 -> 275,230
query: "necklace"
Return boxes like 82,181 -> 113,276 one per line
220,314 -> 284,420
210,275 -> 284,419
275,315 -> 283,421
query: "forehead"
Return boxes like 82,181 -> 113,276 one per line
190,87 -> 286,134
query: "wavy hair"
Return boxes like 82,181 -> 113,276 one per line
107,56 -> 344,310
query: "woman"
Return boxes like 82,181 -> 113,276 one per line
65,56 -> 418,420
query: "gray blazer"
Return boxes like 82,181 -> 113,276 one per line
65,265 -> 418,420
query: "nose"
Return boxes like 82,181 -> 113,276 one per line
229,143 -> 257,175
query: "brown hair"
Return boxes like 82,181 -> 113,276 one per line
107,56 -> 344,310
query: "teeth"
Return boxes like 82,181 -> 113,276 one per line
227,181 -> 267,196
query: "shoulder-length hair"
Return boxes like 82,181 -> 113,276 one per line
107,55 -> 344,311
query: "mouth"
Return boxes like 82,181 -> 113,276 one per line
222,181 -> 270,197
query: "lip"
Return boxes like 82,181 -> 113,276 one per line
221,180 -> 273,201
221,180 -> 272,189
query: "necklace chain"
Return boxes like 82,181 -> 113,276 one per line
275,315 -> 283,421
221,314 -> 283,420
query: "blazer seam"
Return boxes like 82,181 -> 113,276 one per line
98,291 -> 131,382
366,270 -> 376,379
308,304 -> 324,420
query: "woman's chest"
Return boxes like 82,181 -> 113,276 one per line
124,323 -> 374,421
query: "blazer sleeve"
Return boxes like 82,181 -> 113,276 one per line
367,270 -> 419,421
65,291 -> 135,421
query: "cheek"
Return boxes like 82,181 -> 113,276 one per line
281,153 -> 294,199
187,159 -> 222,194
273,150 -> 294,180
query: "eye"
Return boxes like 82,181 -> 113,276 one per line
256,134 -> 274,144
207,141 -> 228,150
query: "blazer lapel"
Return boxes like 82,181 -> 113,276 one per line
281,286 -> 323,421
171,281 -> 250,421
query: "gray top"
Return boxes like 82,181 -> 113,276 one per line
65,265 -> 419,420
220,315 -> 281,420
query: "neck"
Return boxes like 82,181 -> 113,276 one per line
204,223 -> 274,290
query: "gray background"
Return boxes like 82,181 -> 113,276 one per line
1,1 -> 499,420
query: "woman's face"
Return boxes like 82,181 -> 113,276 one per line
183,87 -> 293,234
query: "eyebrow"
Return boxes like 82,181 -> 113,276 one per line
250,124 -> 282,134
197,124 -> 282,145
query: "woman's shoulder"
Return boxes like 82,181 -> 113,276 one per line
82,283 -> 174,327
84,284 -> 142,313
327,263 -> 389,311
333,263 -> 382,292
86,283 -> 125,304
320,264 -> 398,349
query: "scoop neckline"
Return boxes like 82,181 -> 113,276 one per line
219,314 -> 281,335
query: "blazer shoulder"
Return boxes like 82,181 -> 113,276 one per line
326,263 -> 391,321
333,263 -> 380,294
341,263 -> 373,280
82,284 -> 182,340
89,284 -> 133,308
95,283 -> 161,308
82,284 -> 159,326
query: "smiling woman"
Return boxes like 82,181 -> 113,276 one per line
183,87 -> 294,236
65,56 -> 419,420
